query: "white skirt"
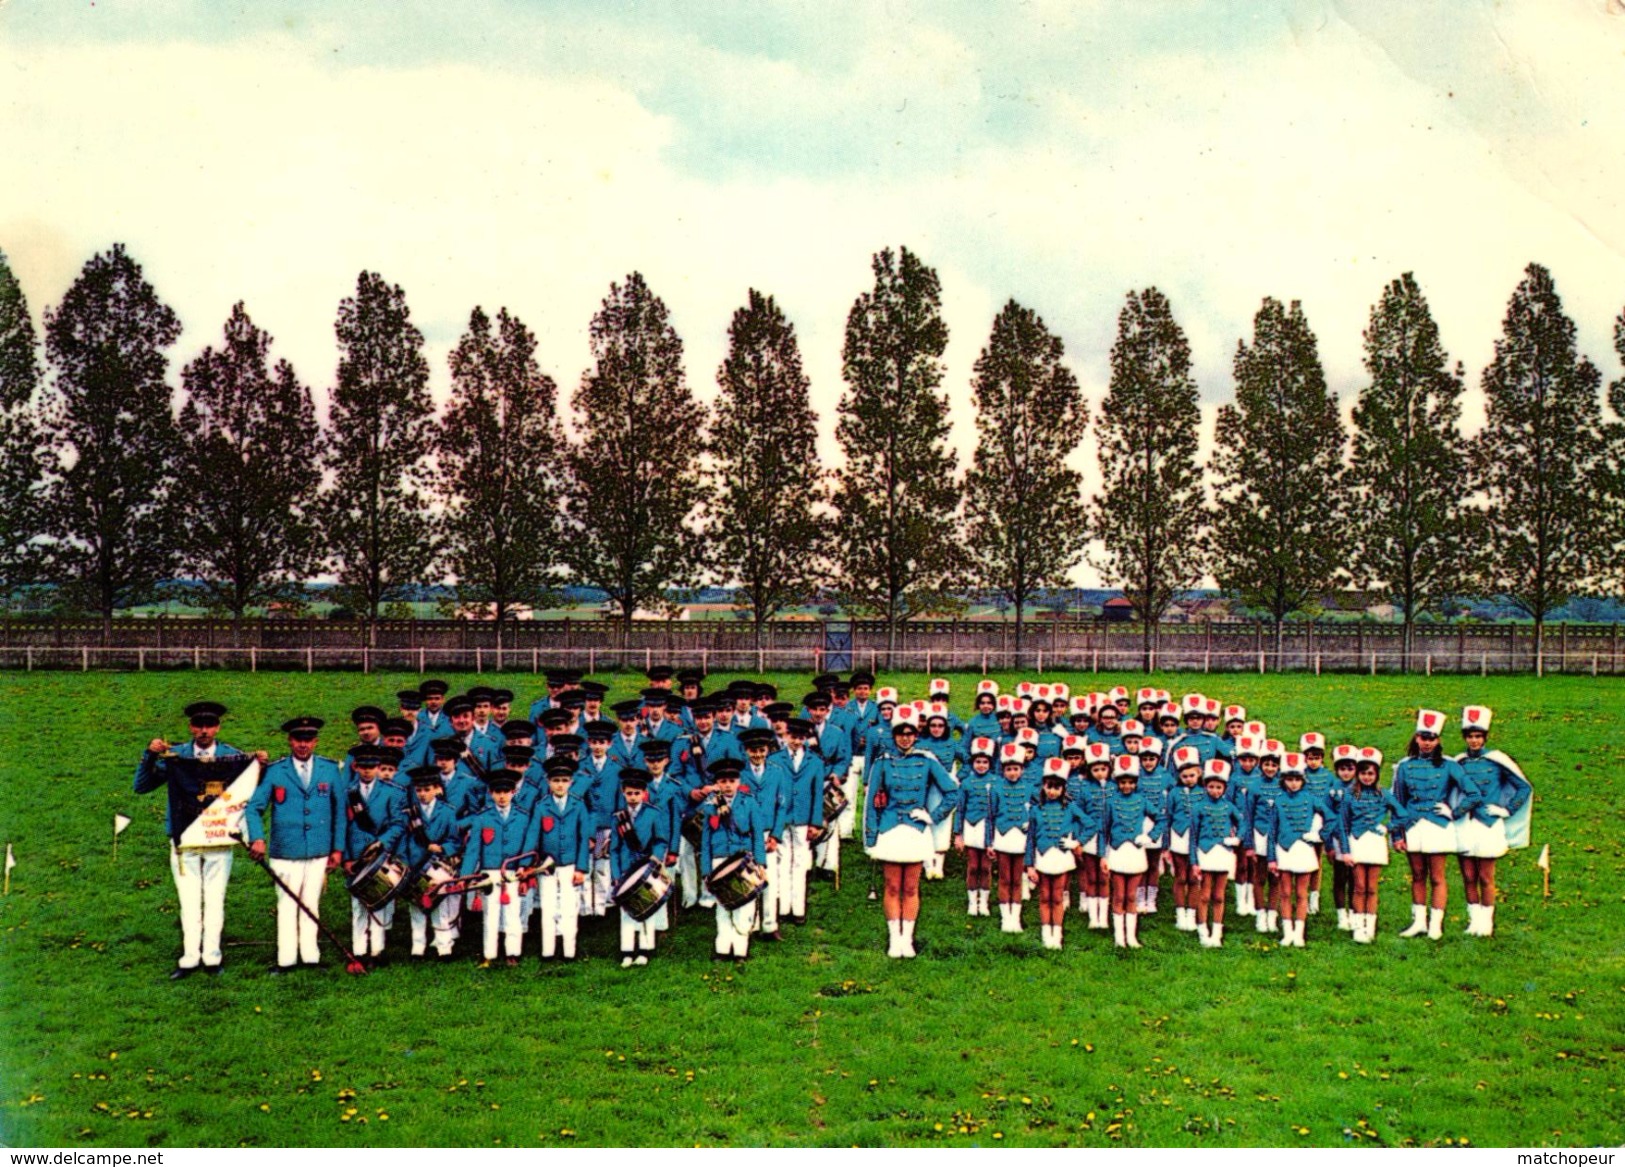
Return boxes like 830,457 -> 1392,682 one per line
1347,831 -> 1390,866
1196,845 -> 1236,877
1082,835 -> 1099,856
1033,846 -> 1076,875
1252,828 -> 1269,854
869,823 -> 933,864
1105,842 -> 1148,875
992,827 -> 1028,856
961,819 -> 988,850
1457,816 -> 1508,859
1168,829 -> 1190,857
1406,816 -> 1459,854
932,813 -> 955,851
1274,840 -> 1319,873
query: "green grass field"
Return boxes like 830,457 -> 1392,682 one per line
1,670 -> 1620,1148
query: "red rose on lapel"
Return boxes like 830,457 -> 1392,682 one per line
542,816 -> 555,833
708,815 -> 721,830
317,783 -> 329,794
273,785 -> 286,804
739,784 -> 751,794
481,827 -> 495,845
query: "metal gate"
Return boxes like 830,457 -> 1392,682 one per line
822,621 -> 852,671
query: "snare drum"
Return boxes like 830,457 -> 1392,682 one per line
706,852 -> 767,910
408,855 -> 461,909
613,860 -> 675,922
680,813 -> 704,849
347,841 -> 410,910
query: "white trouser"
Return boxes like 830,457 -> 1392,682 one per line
679,834 -> 709,907
537,866 -> 580,957
836,763 -> 860,840
480,871 -> 524,959
620,907 -> 658,953
762,840 -> 785,930
269,856 -> 327,967
582,832 -> 613,916
351,896 -> 395,956
408,894 -> 460,956
170,845 -> 232,968
779,825 -> 813,917
712,859 -> 758,956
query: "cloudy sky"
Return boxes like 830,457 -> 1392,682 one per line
3,2 -> 1623,584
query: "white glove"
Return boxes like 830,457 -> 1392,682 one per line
1432,802 -> 1452,817
1223,836 -> 1240,847
1059,835 -> 1078,850
909,808 -> 933,825
1305,813 -> 1323,844
1134,834 -> 1152,848
1376,824 -> 1388,836
1488,804 -> 1510,819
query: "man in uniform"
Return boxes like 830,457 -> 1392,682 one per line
243,717 -> 344,973
133,701 -> 262,979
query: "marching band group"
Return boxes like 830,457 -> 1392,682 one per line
133,669 -> 1534,978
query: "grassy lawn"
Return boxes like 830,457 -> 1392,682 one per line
0,670 -> 1620,1148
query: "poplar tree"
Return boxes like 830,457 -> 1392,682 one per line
964,298 -> 1087,666
1209,297 -> 1346,661
435,306 -> 566,641
564,273 -> 706,638
39,244 -> 182,628
704,288 -> 827,646
1474,264 -> 1615,661
1347,273 -> 1466,669
831,246 -> 963,657
320,271 -> 438,625
1090,288 -> 1206,668
0,248 -> 43,592
175,303 -> 321,618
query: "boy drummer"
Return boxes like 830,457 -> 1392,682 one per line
400,766 -> 463,960
609,768 -> 669,968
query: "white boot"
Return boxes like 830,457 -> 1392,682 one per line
1308,890 -> 1320,915
1294,918 -> 1308,947
1147,885 -> 1160,914
981,889 -> 992,916
968,890 -> 979,916
1092,898 -> 1108,929
1211,923 -> 1224,948
1337,907 -> 1351,931
1463,903 -> 1480,935
1399,903 -> 1428,937
1427,907 -> 1445,940
1354,913 -> 1374,943
886,918 -> 903,958
1480,904 -> 1495,936
1278,919 -> 1294,948
1125,913 -> 1142,949
1238,883 -> 1254,916
901,918 -> 917,958
1008,902 -> 1023,933
1197,921 -> 1211,947
1255,904 -> 1271,932
1112,913 -> 1126,948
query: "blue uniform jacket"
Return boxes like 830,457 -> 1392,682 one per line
864,750 -> 956,847
956,767 -> 996,829
1101,787 -> 1158,851
1333,786 -> 1405,853
1392,756 -> 1474,833
741,761 -> 790,841
698,791 -> 769,870
397,797 -> 463,871
1164,781 -> 1205,839
1170,730 -> 1221,768
608,802 -> 670,885
1456,750 -> 1531,826
777,748 -> 828,829
343,778 -> 407,862
1265,785 -> 1325,854
243,755 -> 344,860
527,793 -> 593,871
1137,768 -> 1173,844
1026,798 -> 1091,864
811,720 -> 853,776
573,756 -> 623,831
132,740 -> 246,841
1189,794 -> 1243,856
988,777 -> 1035,836
459,804 -> 533,875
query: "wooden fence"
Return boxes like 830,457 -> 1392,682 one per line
1,617 -> 1621,675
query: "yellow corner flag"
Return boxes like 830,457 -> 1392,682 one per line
1537,844 -> 1551,898
3,842 -> 13,895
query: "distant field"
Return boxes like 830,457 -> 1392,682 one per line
0,671 -> 1620,1148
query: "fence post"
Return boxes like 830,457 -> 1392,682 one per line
476,648 -> 482,674
926,650 -> 932,674
250,647 -> 257,673
1592,653 -> 1598,677
1536,649 -> 1543,679
1481,651 -> 1486,677
589,647 -> 596,673
1204,650 -> 1211,674
758,647 -> 765,673
307,647 -> 313,673
83,646 -> 89,672
1314,653 -> 1321,676
1037,650 -> 1044,673
193,646 -> 200,670
1092,649 -> 1099,674
1425,654 -> 1431,677
1369,652 -> 1376,676
418,647 -> 425,674
363,647 -> 371,675
138,648 -> 145,672
646,647 -> 652,673
702,648 -> 709,675
26,646 -> 32,671
1258,650 -> 1265,675
982,648 -> 988,675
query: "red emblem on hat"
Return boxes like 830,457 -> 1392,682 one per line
273,785 -> 286,804
481,827 -> 495,845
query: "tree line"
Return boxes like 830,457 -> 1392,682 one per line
0,242 -> 1622,665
